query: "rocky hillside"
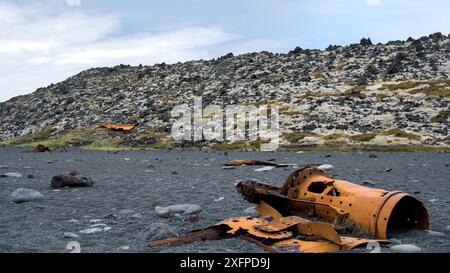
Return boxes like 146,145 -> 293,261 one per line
1,32 -> 449,151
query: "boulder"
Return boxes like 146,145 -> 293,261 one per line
51,171 -> 94,188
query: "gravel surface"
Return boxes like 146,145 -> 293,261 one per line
0,147 -> 449,253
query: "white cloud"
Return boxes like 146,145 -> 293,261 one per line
66,0 -> 81,7
0,1 -> 263,102
367,0 -> 381,6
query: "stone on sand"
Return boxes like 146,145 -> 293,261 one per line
426,230 -> 445,237
254,166 -> 274,172
243,206 -> 258,217
11,188 -> 44,203
50,171 -> 94,188
79,226 -> 111,234
155,204 -> 202,218
318,164 -> 334,171
390,244 -> 421,253
145,223 -> 180,241
64,232 -> 79,239
119,209 -> 135,215
3,172 -> 23,178
79,228 -> 103,234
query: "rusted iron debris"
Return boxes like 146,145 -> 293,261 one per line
102,123 -> 137,132
148,165 -> 429,253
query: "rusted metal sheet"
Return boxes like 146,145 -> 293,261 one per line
226,160 -> 288,168
273,239 -> 340,253
255,216 -> 309,233
255,200 -> 282,220
296,222 -> 343,245
236,166 -> 429,239
216,217 -> 293,240
102,123 -> 136,132
255,215 -> 342,244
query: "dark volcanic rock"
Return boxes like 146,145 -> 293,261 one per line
50,171 -> 94,188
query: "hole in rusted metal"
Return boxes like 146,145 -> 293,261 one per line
308,182 -> 328,193
387,195 -> 429,235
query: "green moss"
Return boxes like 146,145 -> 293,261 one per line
409,86 -> 450,97
128,73 -> 140,84
430,110 -> 450,123
135,127 -> 169,142
382,81 -> 420,91
376,92 -> 389,100
350,129 -> 420,142
297,92 -> 328,100
82,146 -> 129,151
283,145 -> 450,153
383,80 -> 450,98
262,74 -> 284,82
127,114 -> 140,123
323,133 -> 346,140
310,71 -> 326,79
343,85 -> 367,97
211,140 -> 248,150
6,126 -> 122,149
249,139 -> 271,150
381,128 -> 421,140
7,126 -> 56,145
283,132 -> 315,144
350,133 -> 377,142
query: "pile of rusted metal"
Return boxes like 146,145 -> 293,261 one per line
148,165 -> 429,253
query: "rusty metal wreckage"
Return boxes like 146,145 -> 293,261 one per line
148,163 -> 429,253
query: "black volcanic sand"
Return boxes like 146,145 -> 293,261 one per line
0,147 -> 449,253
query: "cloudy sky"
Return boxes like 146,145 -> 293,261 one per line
0,0 -> 449,102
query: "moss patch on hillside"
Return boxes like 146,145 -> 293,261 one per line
5,126 -> 56,145
383,80 -> 450,98
431,110 -> 450,123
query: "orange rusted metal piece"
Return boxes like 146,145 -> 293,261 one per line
236,166 -> 429,239
216,216 -> 293,240
102,123 -> 136,132
255,200 -> 283,220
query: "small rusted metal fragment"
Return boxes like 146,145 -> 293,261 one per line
227,160 -> 288,168
148,225 -> 231,247
255,216 -> 309,233
102,123 -> 136,132
32,144 -> 50,153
